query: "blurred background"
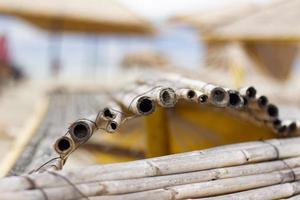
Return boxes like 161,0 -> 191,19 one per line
0,0 -> 300,174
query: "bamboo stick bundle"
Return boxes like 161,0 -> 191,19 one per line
1,157 -> 300,200
138,78 -> 210,105
1,137 -> 300,192
199,181 -> 300,200
133,84 -> 178,108
156,73 -> 229,107
70,168 -> 300,200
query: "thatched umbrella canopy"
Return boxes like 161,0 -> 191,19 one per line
171,1 -> 300,81
0,0 -> 154,35
205,0 -> 300,42
171,3 -> 259,33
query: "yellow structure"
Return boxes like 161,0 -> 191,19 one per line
93,102 -> 275,164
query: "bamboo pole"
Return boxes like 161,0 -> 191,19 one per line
200,181 -> 300,200
114,90 -> 156,116
160,73 -> 229,107
286,193 -> 300,199
1,138 -> 300,191
64,168 -> 300,200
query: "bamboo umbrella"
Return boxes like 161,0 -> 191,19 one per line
171,0 -> 300,80
0,0 -> 154,34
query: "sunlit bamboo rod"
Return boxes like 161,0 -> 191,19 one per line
75,168 -> 300,200
286,193 -> 300,199
159,73 -> 229,107
200,181 -> 300,200
1,137 -> 300,191
1,157 -> 300,200
114,90 -> 156,116
134,84 -> 177,108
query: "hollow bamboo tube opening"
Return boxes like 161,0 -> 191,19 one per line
106,121 -> 118,133
227,90 -> 244,108
187,90 -> 196,99
137,96 -> 155,115
158,88 -> 177,108
246,86 -> 257,99
267,104 -> 279,118
69,120 -> 93,142
257,95 -> 269,108
210,87 -> 228,106
54,136 -> 74,155
103,108 -> 115,119
198,94 -> 208,104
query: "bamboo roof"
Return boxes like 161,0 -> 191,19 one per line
205,0 -> 300,42
0,0 -> 154,34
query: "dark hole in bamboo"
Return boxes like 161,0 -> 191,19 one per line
258,96 -> 268,107
103,108 -> 114,118
267,104 -> 278,118
187,90 -> 196,99
73,123 -> 90,139
138,97 -> 154,114
246,87 -> 256,99
110,121 -> 118,131
161,90 -> 171,103
57,138 -> 71,152
228,91 -> 241,107
211,88 -> 226,103
199,94 -> 208,103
